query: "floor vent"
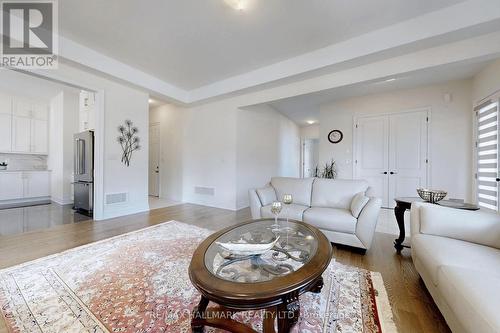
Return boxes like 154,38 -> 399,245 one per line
105,192 -> 128,205
194,186 -> 215,196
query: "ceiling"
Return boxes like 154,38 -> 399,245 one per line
268,58 -> 496,126
59,0 -> 465,90
0,70 -> 79,102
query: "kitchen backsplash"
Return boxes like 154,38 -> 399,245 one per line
0,154 -> 48,170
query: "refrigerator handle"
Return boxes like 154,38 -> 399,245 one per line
75,139 -> 79,175
75,139 -> 86,175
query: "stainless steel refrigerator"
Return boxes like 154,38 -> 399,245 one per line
74,131 -> 94,214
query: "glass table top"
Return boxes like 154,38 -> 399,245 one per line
204,219 -> 318,283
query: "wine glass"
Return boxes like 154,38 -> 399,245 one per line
282,194 -> 293,222
270,201 -> 282,231
281,194 -> 293,248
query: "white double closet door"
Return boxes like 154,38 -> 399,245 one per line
354,110 -> 429,208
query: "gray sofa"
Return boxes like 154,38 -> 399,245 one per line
249,177 -> 382,251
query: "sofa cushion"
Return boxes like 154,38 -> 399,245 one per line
256,185 -> 277,206
350,192 -> 369,218
261,204 -> 309,220
438,266 -> 500,333
419,204 -> 500,249
303,207 -> 357,234
270,177 -> 314,206
412,234 -> 500,285
311,179 -> 369,209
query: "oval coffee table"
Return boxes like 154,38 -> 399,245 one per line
189,218 -> 332,333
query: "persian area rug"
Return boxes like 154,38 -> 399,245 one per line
0,221 -> 397,333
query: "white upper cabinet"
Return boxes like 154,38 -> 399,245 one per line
0,94 -> 12,152
13,99 -> 33,117
32,104 -> 48,120
12,116 -> 32,153
7,97 -> 49,155
31,118 -> 48,154
0,93 -> 12,114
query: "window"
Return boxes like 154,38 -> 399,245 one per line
475,99 -> 499,211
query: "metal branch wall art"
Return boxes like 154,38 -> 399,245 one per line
117,120 -> 140,167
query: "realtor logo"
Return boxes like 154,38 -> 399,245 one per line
1,0 -> 58,68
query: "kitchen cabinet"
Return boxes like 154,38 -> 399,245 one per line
12,116 -> 31,152
9,98 -> 48,155
31,119 -> 48,154
24,171 -> 50,197
0,113 -> 12,152
0,171 -> 51,203
0,94 -> 12,152
0,172 -> 24,200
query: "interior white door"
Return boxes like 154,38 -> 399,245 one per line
388,111 -> 428,208
355,115 -> 390,207
148,123 -> 160,197
302,139 -> 319,177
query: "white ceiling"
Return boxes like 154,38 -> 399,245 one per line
59,0 -> 465,90
0,70 -> 79,102
268,58 -> 496,126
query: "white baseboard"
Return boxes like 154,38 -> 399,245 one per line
0,197 -> 51,209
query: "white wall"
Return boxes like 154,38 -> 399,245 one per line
236,105 -> 300,209
39,63 -> 150,219
300,124 -> 320,140
48,90 -> 79,204
149,104 -> 185,202
473,59 -> 500,102
319,79 -> 473,201
181,101 -> 238,210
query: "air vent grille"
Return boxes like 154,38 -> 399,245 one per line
105,193 -> 128,205
194,186 -> 215,196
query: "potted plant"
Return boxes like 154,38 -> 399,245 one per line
0,162 -> 7,170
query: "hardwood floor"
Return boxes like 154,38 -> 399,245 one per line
0,203 -> 450,333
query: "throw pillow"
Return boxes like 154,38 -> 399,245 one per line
256,185 -> 277,206
351,192 -> 370,218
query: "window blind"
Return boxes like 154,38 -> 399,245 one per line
476,100 -> 499,211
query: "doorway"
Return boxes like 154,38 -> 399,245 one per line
302,138 -> 319,178
354,109 -> 429,208
148,122 -> 160,197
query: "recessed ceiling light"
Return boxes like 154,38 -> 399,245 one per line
225,0 -> 246,11
148,98 -> 154,104
384,78 -> 397,82
307,120 -> 316,125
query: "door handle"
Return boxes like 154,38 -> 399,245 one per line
496,178 -> 500,182
381,172 -> 388,174
390,171 -> 397,175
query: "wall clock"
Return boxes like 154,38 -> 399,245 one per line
328,130 -> 343,144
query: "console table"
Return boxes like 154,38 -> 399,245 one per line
394,197 -> 479,252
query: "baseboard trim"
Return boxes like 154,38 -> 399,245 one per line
0,197 -> 51,210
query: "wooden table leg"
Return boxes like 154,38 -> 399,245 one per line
277,293 -> 300,333
263,307 -> 277,333
394,203 -> 406,253
191,295 -> 209,333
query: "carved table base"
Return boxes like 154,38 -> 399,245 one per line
191,277 -> 324,333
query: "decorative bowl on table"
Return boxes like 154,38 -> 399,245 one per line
417,188 -> 447,203
215,236 -> 280,256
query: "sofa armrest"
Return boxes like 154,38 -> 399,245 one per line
411,202 -> 500,249
248,189 -> 262,219
355,197 -> 382,249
